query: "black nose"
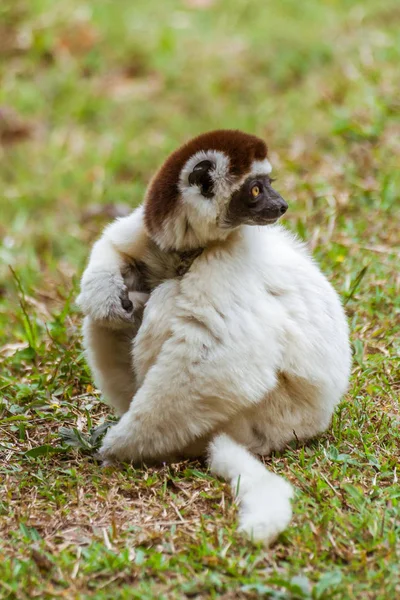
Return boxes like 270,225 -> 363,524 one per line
279,201 -> 288,214
268,189 -> 288,216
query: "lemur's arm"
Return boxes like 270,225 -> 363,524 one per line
77,205 -> 150,329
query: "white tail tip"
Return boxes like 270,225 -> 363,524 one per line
209,433 -> 293,545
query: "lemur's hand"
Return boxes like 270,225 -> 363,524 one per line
77,268 -> 148,329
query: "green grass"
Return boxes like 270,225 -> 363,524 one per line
1,0 -> 399,598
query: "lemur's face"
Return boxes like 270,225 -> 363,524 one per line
144,130 -> 288,251
181,154 -> 287,229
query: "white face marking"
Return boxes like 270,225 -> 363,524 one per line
154,153 -> 274,250
248,159 -> 272,177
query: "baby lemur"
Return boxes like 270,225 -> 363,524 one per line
78,130 -> 351,545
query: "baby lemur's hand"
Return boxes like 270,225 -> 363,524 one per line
77,268 -> 148,329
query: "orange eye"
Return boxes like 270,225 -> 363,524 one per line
251,185 -> 260,198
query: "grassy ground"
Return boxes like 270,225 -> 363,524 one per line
1,0 -> 399,598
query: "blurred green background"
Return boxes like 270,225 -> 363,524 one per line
1,0 -> 399,300
0,1 -> 399,598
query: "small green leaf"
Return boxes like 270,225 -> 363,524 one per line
135,549 -> 146,565
19,523 -> 41,542
25,445 -> 65,458
0,415 -> 29,424
59,427 -> 92,450
344,265 -> 368,305
314,570 -> 343,599
342,483 -> 366,511
89,421 -> 114,447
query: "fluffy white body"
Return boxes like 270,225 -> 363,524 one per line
79,209 -> 350,544
78,132 -> 351,545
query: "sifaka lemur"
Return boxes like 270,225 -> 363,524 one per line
77,130 -> 351,545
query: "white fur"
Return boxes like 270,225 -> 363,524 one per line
77,205 -> 150,413
248,158 -> 272,176
154,156 -> 273,251
209,434 -> 293,543
78,158 -> 351,546
153,150 -> 233,251
179,149 -> 231,192
98,222 -> 350,462
77,205 -> 149,328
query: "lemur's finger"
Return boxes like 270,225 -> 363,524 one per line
120,288 -> 133,312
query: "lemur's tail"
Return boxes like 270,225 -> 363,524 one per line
208,433 -> 293,545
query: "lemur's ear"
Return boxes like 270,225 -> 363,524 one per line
188,160 -> 214,198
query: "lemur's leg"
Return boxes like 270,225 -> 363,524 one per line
221,374 -> 334,457
82,317 -> 139,415
99,290 -> 284,463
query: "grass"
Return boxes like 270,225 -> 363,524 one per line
0,0 -> 399,597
